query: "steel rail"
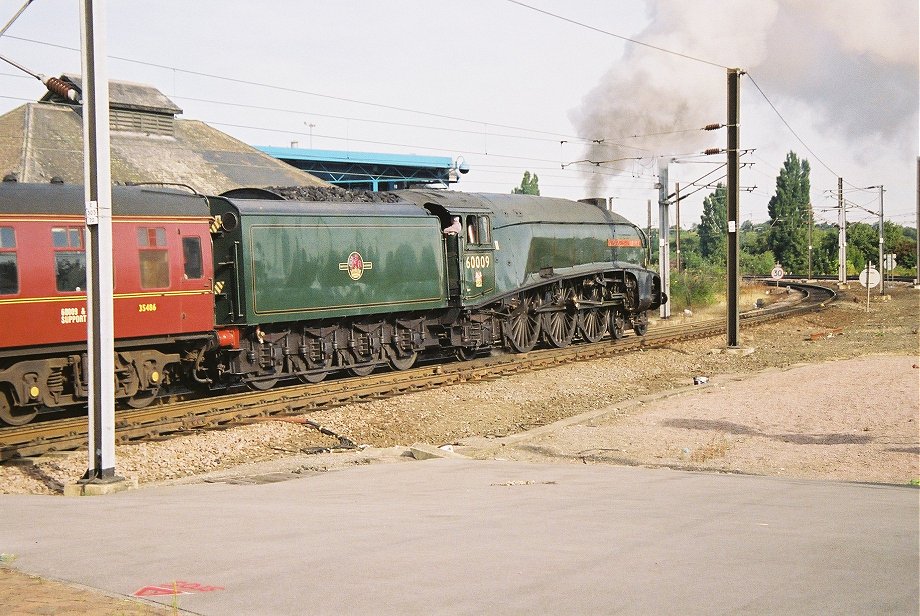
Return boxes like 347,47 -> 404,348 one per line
0,281 -> 836,462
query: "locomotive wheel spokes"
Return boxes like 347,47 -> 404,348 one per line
505,295 -> 541,353
0,389 -> 37,426
542,308 -> 577,348
578,308 -> 608,343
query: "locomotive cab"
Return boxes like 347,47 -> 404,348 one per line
458,213 -> 496,302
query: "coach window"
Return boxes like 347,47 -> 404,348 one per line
137,227 -> 169,288
182,236 -> 203,279
52,226 -> 86,292
0,226 -> 18,294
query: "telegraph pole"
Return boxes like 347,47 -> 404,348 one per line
726,68 -> 741,348
80,0 -> 118,484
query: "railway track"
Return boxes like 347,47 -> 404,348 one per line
0,280 -> 836,462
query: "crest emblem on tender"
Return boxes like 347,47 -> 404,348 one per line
339,251 -> 373,280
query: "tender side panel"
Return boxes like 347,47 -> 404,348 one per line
244,215 -> 447,323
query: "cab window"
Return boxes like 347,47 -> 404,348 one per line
465,215 -> 492,246
52,226 -> 86,292
137,227 -> 169,288
0,226 -> 18,295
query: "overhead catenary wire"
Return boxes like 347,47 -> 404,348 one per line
504,0 -> 730,70
0,0 -> 34,40
4,16 -> 908,225
2,33 -> 588,141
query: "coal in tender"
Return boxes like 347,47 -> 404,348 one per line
268,185 -> 402,203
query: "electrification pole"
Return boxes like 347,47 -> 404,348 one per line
878,185 -> 885,296
658,160 -> 671,319
837,177 -> 846,285
675,182 -> 681,273
647,199 -> 652,256
726,68 -> 741,347
807,203 -> 813,280
81,0 -> 118,483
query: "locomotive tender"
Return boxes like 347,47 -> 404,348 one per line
0,182 -> 664,425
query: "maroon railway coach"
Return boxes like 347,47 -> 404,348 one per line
0,182 -> 214,424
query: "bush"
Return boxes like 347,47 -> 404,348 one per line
669,269 -> 725,311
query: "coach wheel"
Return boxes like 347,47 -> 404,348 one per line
0,388 -> 37,426
578,308 -> 608,343
126,386 -> 159,409
504,294 -> 541,353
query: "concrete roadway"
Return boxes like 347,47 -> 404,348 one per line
1,459 -> 917,615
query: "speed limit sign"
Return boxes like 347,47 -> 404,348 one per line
770,265 -> 785,280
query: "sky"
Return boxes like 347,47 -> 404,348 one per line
0,0 -> 917,231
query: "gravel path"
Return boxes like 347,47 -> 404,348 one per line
1,283 -> 917,494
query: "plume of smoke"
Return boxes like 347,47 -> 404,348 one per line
572,0 -> 919,196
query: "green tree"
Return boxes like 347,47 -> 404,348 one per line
767,151 -> 811,274
512,171 -> 540,195
846,222 -> 878,272
698,184 -> 727,262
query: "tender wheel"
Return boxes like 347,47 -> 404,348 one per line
0,389 -> 37,426
578,308 -> 608,343
504,294 -> 541,353
298,369 -> 328,384
387,347 -> 418,371
246,377 -> 278,391
610,313 -> 626,340
293,356 -> 330,384
346,351 -> 376,377
542,308 -> 577,348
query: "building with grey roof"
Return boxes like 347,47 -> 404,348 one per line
0,74 -> 326,193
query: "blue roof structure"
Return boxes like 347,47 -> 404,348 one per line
257,146 -> 468,191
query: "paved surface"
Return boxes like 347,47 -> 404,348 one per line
1,459 -> 917,615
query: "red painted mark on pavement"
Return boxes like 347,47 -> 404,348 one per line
133,581 -> 224,597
